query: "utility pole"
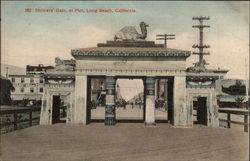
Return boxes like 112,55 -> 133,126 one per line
156,34 -> 175,48
192,16 -> 210,68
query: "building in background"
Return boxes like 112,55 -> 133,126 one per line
7,64 -> 57,106
26,64 -> 54,75
8,74 -> 44,106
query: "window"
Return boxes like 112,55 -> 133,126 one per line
20,88 -> 24,93
21,77 -> 25,83
39,78 -> 44,83
40,87 -> 43,93
30,87 -> 34,93
30,78 -> 34,83
11,78 -> 15,83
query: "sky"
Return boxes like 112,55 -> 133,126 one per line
1,1 -> 249,81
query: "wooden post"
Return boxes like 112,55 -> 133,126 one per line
227,113 -> 231,128
29,110 -> 32,126
244,115 -> 248,132
14,112 -> 17,130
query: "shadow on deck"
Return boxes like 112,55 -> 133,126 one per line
1,123 -> 249,161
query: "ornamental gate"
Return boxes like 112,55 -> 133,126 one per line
72,40 -> 191,126
40,22 -> 227,127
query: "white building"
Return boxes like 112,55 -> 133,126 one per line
9,74 -> 44,104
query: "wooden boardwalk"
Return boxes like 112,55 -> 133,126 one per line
0,123 -> 249,161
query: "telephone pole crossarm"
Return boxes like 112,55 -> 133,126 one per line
156,34 -> 175,48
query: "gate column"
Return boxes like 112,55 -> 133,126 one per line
74,75 -> 87,124
173,76 -> 187,126
145,77 -> 156,126
105,76 -> 116,125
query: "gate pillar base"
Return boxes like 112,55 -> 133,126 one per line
105,117 -> 116,125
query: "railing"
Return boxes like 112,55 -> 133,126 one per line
0,108 -> 41,134
219,108 -> 249,132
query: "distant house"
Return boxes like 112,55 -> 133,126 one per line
8,74 -> 45,105
5,64 -> 55,106
0,76 -> 15,105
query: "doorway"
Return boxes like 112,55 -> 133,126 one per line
52,95 -> 66,124
193,97 -> 207,125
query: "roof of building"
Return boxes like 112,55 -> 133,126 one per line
26,64 -> 54,71
71,47 -> 191,58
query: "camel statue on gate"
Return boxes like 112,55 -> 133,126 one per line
114,22 -> 149,41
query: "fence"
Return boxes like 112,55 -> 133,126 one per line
219,108 -> 249,132
0,108 -> 41,134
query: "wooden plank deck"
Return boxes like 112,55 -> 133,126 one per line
0,123 -> 249,161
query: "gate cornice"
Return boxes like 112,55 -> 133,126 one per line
71,47 -> 191,58
75,68 -> 187,76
